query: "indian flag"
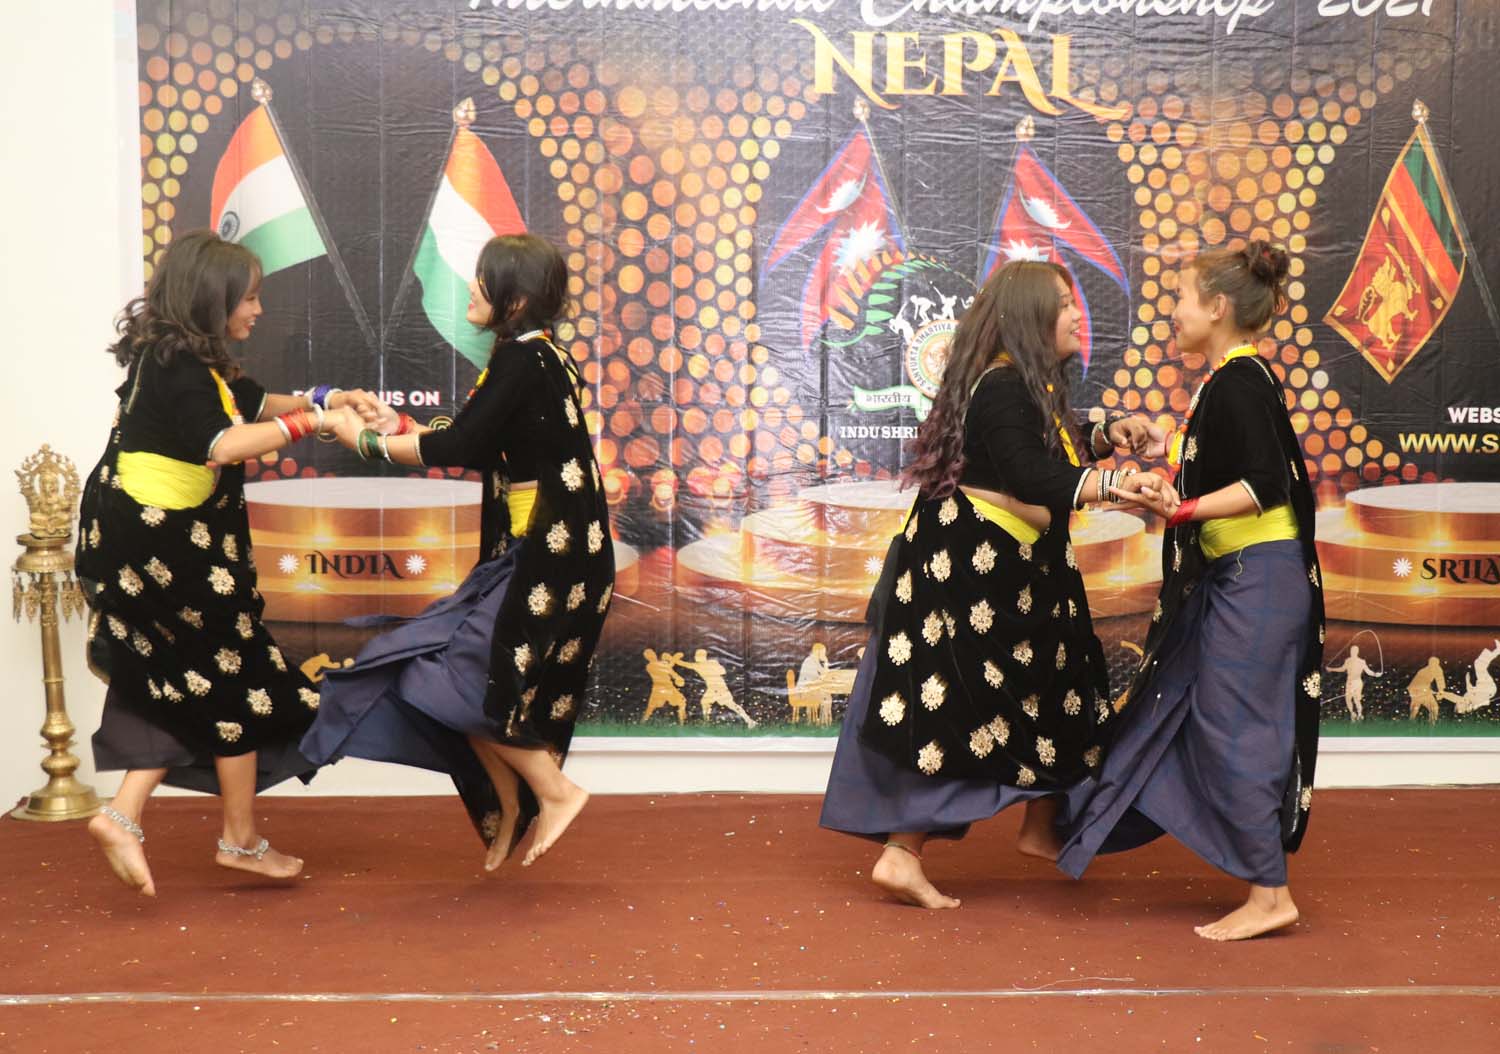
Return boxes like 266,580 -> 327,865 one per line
413,126 -> 525,367
210,105 -> 326,276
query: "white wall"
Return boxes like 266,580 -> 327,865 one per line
0,2 -> 1494,811
0,0 -> 141,808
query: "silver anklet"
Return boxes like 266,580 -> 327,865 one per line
100,805 -> 144,844
217,837 -> 270,860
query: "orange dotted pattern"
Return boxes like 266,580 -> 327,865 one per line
137,6 -> 1439,505
494,42 -> 828,512
1077,50 -> 1441,498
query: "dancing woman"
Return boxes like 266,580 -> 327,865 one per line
77,229 -> 381,895
820,260 -> 1164,908
1057,241 -> 1326,941
303,233 -> 614,870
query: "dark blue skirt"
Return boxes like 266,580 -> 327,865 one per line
1057,540 -> 1311,886
92,688 -> 314,795
820,640 -> 1049,843
299,551 -> 518,844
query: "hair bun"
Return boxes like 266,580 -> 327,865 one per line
1243,239 -> 1290,285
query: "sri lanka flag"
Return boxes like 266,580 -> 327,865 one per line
210,105 -> 326,276
763,130 -> 905,349
980,145 -> 1129,371
1325,119 -> 1467,383
412,125 -> 526,368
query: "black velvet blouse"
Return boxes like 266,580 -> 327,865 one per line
116,355 -> 267,462
958,368 -> 1092,511
1174,360 -> 1295,513
418,343 -> 549,483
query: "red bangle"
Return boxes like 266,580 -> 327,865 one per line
277,409 -> 312,442
396,412 -> 418,436
1166,497 -> 1199,528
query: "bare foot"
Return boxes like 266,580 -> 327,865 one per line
215,839 -> 304,880
484,772 -> 522,873
472,740 -> 523,872
871,845 -> 960,909
485,810 -> 521,871
88,813 -> 156,896
1015,828 -> 1061,862
1015,798 -> 1062,862
520,780 -> 589,867
1195,887 -> 1299,941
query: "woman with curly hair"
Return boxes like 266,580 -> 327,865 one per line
820,260 -> 1165,908
1058,241 -> 1325,942
78,229 -> 382,895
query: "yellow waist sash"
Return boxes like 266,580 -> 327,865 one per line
965,492 -> 1042,546
507,485 -> 537,537
1199,502 -> 1298,561
117,451 -> 216,510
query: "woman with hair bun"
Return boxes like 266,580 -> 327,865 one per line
820,260 -> 1164,909
1057,240 -> 1327,941
304,233 -> 614,873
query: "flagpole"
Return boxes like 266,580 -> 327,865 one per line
853,99 -> 910,253
251,79 -> 379,353
978,116 -> 1036,278
842,100 -> 912,411
382,98 -> 470,355
1411,100 -> 1500,345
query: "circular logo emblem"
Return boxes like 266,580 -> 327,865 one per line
218,211 -> 240,240
905,318 -> 957,399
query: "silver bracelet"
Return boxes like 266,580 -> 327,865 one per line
1091,420 -> 1110,455
274,416 -> 293,444
377,434 -> 391,462
310,403 -> 326,434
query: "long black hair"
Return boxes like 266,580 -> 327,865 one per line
903,260 -> 1079,498
109,228 -> 261,376
474,233 -> 570,348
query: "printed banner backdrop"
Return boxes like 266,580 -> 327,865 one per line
132,0 -> 1500,743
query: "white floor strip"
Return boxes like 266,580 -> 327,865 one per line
4,986 -> 1499,1006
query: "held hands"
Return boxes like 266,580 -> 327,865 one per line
1108,470 -> 1180,519
1106,416 -> 1169,460
325,406 -> 367,449
331,389 -> 400,434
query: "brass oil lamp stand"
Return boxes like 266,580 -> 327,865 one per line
10,445 -> 99,821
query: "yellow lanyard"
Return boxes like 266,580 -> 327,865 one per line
1052,388 -> 1081,468
466,329 -> 560,402
467,367 -> 489,401
1167,344 -> 1258,468
209,369 -> 243,424
986,355 -> 1080,467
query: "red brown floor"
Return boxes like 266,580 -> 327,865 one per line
2,791 -> 1497,1052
